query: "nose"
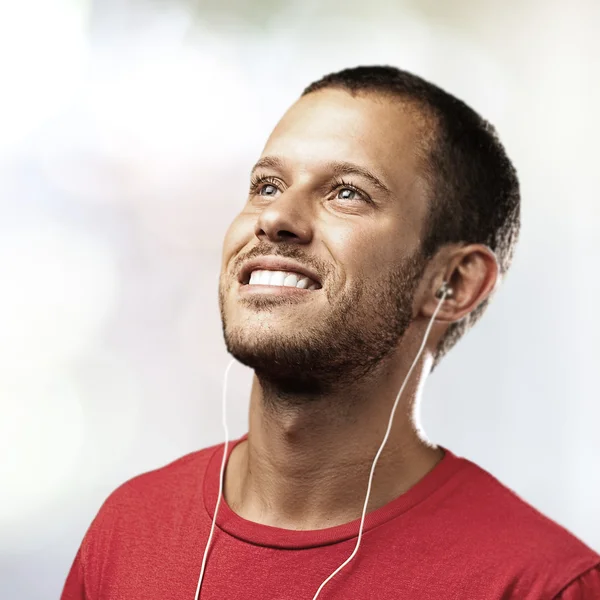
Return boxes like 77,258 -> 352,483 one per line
254,188 -> 313,245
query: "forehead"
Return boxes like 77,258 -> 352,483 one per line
263,89 -> 430,191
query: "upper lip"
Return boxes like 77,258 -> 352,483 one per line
239,256 -> 322,288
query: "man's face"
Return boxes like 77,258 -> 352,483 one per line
219,89 -> 431,392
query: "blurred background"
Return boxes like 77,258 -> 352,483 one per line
1,0 -> 599,597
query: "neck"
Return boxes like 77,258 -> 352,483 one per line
224,351 -> 444,531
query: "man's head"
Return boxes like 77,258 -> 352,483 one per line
219,66 -> 520,391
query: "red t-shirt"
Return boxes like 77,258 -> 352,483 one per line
61,435 -> 600,599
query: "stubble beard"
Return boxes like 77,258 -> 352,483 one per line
219,253 -> 425,400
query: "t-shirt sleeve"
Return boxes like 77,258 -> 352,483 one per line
553,563 -> 600,600
59,485 -> 125,600
60,546 -> 87,600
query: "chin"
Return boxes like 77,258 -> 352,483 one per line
224,322 -> 302,362
224,337 -> 331,397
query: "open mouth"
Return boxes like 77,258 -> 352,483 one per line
243,269 -> 320,291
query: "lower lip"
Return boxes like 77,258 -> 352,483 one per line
238,283 -> 319,296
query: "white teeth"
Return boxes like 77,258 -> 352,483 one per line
247,270 -> 318,289
283,273 -> 299,287
258,270 -> 271,285
269,271 -> 286,287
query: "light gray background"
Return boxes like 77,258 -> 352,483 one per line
1,0 -> 599,598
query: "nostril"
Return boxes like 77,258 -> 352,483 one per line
276,230 -> 298,240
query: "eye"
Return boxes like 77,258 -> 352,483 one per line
249,175 -> 282,198
260,184 -> 279,197
337,188 -> 359,201
331,179 -> 371,204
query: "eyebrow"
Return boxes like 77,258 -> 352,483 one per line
251,156 -> 286,174
251,156 -> 393,197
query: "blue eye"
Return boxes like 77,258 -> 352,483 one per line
249,175 -> 282,198
338,188 -> 358,201
259,184 -> 278,197
333,182 -> 371,204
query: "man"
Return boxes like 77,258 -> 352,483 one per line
61,66 -> 600,599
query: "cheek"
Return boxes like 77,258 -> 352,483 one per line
332,232 -> 405,298
221,213 -> 253,273
358,219 -> 408,267
329,224 -> 398,272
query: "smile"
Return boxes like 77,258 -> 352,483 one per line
245,269 -> 320,290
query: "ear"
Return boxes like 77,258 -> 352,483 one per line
419,244 -> 499,323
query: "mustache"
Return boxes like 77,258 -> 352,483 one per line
232,243 -> 331,280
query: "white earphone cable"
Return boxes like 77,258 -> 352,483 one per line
311,291 -> 447,598
194,358 -> 235,600
195,290 -> 448,599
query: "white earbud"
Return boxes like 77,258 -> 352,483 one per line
435,281 -> 453,300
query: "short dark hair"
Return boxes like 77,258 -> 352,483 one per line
303,66 -> 521,370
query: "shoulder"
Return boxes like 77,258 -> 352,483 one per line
459,457 -> 592,547
103,441 -> 221,511
121,442 -> 219,494
448,454 -> 600,593
83,441 -> 222,545
73,442 -> 226,597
